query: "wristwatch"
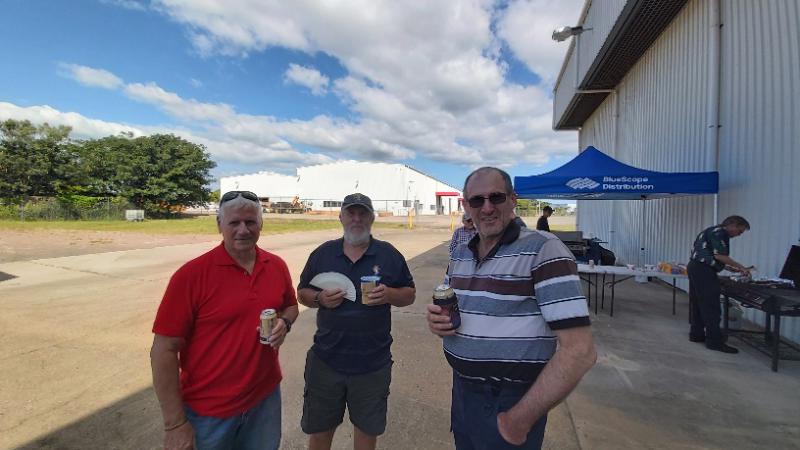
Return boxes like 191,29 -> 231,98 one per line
314,290 -> 323,308
280,317 -> 292,333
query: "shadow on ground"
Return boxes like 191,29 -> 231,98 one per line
0,271 -> 17,282
13,388 -> 163,450
11,242 -> 456,450
14,241 -> 800,450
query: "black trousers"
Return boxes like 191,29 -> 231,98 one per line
688,260 -> 724,346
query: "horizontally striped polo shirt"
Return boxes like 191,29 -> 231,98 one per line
444,220 -> 590,384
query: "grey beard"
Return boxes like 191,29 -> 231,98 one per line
344,230 -> 371,245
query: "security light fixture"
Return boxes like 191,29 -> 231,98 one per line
552,26 -> 591,42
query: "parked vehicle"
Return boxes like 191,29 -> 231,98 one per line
269,196 -> 311,214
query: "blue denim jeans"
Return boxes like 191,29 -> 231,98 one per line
451,374 -> 547,450
185,386 -> 281,450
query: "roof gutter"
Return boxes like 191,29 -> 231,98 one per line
553,0 -> 593,94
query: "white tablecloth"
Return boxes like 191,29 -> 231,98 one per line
577,264 -> 687,280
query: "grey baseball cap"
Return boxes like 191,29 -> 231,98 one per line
342,193 -> 374,213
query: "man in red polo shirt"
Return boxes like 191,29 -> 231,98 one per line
151,191 -> 298,450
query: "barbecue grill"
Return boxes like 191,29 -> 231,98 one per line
719,245 -> 800,371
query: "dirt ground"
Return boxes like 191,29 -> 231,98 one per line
0,229 -> 218,263
0,214 -> 583,450
0,214 -> 575,264
0,224 -> 467,450
3,213 -> 799,450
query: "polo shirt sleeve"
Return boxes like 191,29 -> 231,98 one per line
386,245 -> 415,289
275,257 -> 298,309
531,238 -> 590,330
152,264 -> 196,338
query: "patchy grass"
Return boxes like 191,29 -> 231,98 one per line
549,223 -> 576,232
0,216 -> 405,235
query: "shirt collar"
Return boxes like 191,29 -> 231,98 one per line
712,225 -> 730,239
336,236 -> 377,256
212,242 -> 271,266
467,219 -> 521,260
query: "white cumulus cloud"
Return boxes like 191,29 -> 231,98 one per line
9,2 -> 586,174
147,0 -> 581,168
496,0 -> 584,86
284,64 -> 329,96
57,63 -> 124,90
100,0 -> 148,11
0,101 -> 141,139
0,101 -> 332,173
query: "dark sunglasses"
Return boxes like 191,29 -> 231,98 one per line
220,190 -> 259,204
467,192 -> 508,208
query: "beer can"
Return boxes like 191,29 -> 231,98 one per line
360,275 -> 381,305
259,309 -> 277,344
432,283 -> 461,329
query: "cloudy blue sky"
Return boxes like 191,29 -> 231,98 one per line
0,0 -> 583,190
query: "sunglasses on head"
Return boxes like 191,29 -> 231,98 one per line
467,192 -> 508,208
220,190 -> 259,204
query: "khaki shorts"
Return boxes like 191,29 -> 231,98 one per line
301,349 -> 392,436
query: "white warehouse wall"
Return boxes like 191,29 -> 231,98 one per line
223,161 -> 462,216
219,172 -> 299,201
574,0 -> 800,341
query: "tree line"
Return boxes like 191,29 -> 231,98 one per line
0,119 -> 216,219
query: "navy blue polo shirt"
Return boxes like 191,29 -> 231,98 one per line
298,236 -> 415,375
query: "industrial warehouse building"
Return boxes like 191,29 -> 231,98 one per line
553,0 -> 799,341
220,161 -> 463,216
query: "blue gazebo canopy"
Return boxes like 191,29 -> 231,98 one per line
514,146 -> 718,200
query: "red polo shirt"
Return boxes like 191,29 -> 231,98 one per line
153,243 -> 297,418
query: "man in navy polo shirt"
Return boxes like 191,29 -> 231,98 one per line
297,193 -> 416,450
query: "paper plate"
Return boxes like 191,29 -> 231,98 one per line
309,272 -> 357,301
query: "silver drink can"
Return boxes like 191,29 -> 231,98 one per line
259,309 -> 277,344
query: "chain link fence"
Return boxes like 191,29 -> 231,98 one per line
0,197 -> 136,221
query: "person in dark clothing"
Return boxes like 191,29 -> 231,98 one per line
688,215 -> 752,354
536,206 -> 553,232
296,193 -> 416,450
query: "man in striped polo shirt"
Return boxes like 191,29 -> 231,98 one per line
427,167 -> 596,450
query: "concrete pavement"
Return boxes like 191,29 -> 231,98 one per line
2,225 -> 799,449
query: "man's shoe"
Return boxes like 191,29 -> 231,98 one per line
689,334 -> 706,343
707,343 -> 739,354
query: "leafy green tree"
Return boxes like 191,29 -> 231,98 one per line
74,134 -> 137,197
111,134 -> 216,217
209,189 -> 220,203
516,198 -> 546,217
0,119 -> 77,218
1,121 -> 215,219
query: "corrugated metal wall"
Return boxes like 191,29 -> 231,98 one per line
718,0 -> 800,336
581,0 -> 632,68
553,41 -> 579,128
578,0 -> 713,267
576,0 -> 800,340
554,0 -> 631,126
577,96 -> 615,246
